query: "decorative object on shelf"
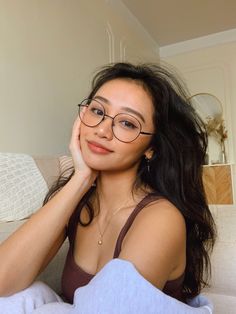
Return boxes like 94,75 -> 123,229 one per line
205,116 -> 228,163
189,93 -> 228,164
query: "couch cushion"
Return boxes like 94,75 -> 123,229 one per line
203,292 -> 236,314
207,206 -> 236,296
202,205 -> 236,314
33,156 -> 60,188
0,153 -> 48,221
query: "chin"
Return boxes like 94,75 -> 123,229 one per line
81,153 -> 110,171
82,154 -> 120,172
80,141 -> 112,170
84,156 -> 137,174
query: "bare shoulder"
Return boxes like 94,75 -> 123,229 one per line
123,198 -> 186,250
141,198 -> 186,236
119,198 -> 186,289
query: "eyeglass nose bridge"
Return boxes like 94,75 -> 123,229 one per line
100,112 -> 116,127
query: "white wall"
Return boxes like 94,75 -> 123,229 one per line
161,39 -> 236,204
0,0 -> 159,155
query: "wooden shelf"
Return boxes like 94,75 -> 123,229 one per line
203,165 -> 233,204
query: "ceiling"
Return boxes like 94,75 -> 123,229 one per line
122,0 -> 236,46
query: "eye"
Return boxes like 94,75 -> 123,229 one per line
115,114 -> 140,131
119,119 -> 138,130
92,108 -> 104,116
89,103 -> 104,116
123,121 -> 136,129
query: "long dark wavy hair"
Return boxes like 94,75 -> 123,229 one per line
44,62 -> 216,299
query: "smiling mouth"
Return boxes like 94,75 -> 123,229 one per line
87,141 -> 113,154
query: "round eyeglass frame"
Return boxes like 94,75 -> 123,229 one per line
77,98 -> 155,143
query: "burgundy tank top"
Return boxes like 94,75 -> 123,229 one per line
61,193 -> 185,304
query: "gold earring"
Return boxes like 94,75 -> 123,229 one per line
145,150 -> 153,159
145,156 -> 150,172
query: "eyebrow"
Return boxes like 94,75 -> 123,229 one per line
93,95 -> 145,123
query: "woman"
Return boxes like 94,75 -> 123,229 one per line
0,63 -> 216,307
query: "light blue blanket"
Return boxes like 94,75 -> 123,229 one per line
68,258 -> 213,314
0,259 -> 213,314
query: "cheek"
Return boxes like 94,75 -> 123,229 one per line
79,123 -> 87,137
79,123 -> 92,141
117,141 -> 149,164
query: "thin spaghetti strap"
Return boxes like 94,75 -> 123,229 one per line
113,193 -> 163,258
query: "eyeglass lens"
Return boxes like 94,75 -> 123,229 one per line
79,99 -> 141,142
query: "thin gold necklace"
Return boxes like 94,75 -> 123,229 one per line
96,201 -> 134,245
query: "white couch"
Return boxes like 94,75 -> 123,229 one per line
0,154 -> 235,313
0,154 -> 69,294
202,205 -> 236,314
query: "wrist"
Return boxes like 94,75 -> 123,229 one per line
71,170 -> 96,190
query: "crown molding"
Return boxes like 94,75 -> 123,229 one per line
160,28 -> 236,58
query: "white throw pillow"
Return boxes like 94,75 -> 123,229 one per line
0,153 -> 48,222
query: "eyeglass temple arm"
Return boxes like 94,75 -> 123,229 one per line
140,131 -> 154,135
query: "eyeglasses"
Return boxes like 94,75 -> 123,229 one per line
77,98 -> 154,143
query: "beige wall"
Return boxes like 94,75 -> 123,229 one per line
161,41 -> 236,204
0,0 -> 159,155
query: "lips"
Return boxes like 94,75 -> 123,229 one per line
87,141 -> 113,154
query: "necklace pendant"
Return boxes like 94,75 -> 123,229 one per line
98,239 -> 103,245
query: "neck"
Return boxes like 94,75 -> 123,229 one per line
95,168 -> 143,217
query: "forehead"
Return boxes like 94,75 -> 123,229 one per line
94,79 -> 154,118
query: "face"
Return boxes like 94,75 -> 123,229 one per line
79,79 -> 155,172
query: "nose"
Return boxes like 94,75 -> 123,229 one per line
95,116 -> 114,140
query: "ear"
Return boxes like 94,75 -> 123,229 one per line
144,147 -> 154,160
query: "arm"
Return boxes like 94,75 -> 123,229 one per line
119,199 -> 186,290
0,115 -> 97,296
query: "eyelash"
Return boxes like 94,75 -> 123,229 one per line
90,107 -> 104,116
119,120 -> 137,129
